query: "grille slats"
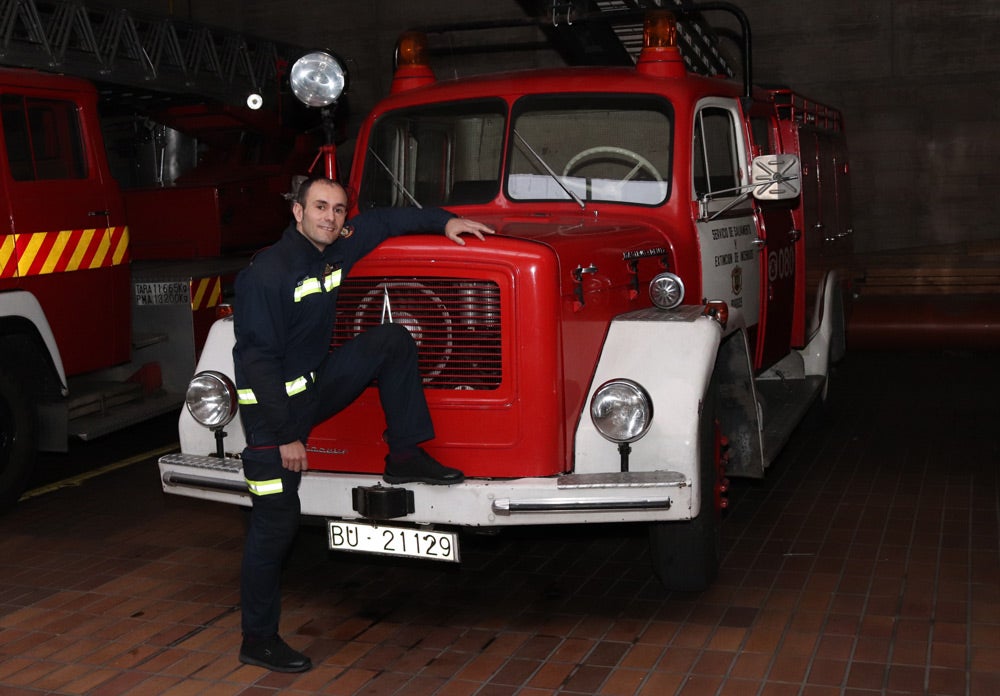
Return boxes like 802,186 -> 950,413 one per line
332,277 -> 502,390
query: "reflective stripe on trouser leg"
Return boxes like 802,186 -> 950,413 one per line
241,457 -> 300,640
246,478 -> 283,496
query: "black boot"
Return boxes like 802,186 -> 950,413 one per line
239,635 -> 312,672
384,449 -> 464,485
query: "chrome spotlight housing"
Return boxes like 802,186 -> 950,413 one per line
185,371 -> 238,429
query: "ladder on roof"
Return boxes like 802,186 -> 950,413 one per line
0,0 -> 305,107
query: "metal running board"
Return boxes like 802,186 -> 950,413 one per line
69,390 -> 184,440
755,375 -> 826,466
557,470 -> 687,488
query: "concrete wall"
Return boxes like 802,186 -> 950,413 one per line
720,0 -> 1000,252
125,0 -> 1000,253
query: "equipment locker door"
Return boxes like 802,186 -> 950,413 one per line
744,102 -> 798,369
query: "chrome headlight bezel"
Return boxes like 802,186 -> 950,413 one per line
185,370 -> 238,429
589,379 -> 654,444
649,272 -> 685,310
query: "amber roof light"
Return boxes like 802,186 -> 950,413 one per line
391,31 -> 436,93
636,10 -> 685,78
643,10 -> 678,49
395,32 -> 429,69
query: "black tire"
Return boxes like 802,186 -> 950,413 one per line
648,384 -> 721,592
0,371 -> 37,512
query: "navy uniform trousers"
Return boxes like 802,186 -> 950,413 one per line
240,322 -> 433,641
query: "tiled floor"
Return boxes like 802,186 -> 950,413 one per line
0,349 -> 997,695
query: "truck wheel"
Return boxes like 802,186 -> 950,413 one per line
648,386 -> 721,592
0,372 -> 37,512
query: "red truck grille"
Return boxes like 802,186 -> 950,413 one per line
332,277 -> 502,390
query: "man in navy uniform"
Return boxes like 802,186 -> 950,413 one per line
233,177 -> 493,672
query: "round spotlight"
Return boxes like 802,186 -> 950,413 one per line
185,371 -> 238,429
246,93 -> 263,110
290,51 -> 347,107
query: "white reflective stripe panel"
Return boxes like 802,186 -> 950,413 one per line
246,478 -> 284,496
293,269 -> 342,302
237,372 -> 316,404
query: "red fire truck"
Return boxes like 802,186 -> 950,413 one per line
0,1 -> 315,509
160,6 -> 851,590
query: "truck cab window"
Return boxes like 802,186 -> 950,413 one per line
1,94 -> 87,181
358,99 -> 505,210
507,94 -> 672,206
692,106 -> 739,199
750,116 -> 774,156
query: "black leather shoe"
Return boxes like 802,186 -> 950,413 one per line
383,449 -> 465,485
239,635 -> 312,673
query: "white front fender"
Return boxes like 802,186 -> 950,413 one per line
574,307 -> 722,488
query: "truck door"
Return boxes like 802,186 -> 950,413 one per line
0,89 -> 130,374
744,103 -> 798,368
693,100 -> 760,343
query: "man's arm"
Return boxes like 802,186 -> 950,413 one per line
444,216 -> 495,245
348,207 -> 493,257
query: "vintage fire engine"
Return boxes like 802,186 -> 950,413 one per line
0,0 -> 316,510
160,6 -> 851,590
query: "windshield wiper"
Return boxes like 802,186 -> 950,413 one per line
513,130 -> 586,209
367,147 -> 422,208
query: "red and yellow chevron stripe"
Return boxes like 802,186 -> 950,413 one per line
190,276 -> 222,311
0,226 -> 130,279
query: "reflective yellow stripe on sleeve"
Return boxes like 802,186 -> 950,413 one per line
246,478 -> 284,496
237,388 -> 257,405
294,277 -> 322,302
325,268 -> 342,291
237,372 -> 316,405
293,269 -> 342,303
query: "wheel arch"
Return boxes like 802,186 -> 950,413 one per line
713,327 -> 765,478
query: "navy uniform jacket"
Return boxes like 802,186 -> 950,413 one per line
233,206 -> 455,447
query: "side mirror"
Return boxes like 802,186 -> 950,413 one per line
750,153 -> 800,200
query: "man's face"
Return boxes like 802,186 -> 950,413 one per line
293,180 -> 348,252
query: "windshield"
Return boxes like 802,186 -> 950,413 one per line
357,94 -> 673,210
358,99 -> 506,210
508,94 -> 672,206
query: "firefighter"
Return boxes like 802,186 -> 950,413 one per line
233,177 -> 493,672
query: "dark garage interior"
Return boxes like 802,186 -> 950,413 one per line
0,1 -> 998,694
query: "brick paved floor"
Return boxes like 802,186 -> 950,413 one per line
0,350 -> 997,695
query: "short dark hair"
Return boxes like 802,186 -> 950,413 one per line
294,176 -> 341,206
293,177 -> 358,211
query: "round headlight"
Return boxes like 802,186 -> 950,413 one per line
590,379 -> 653,443
649,272 -> 685,309
290,51 -> 347,107
185,371 -> 238,429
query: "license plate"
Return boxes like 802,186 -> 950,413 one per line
327,520 -> 460,562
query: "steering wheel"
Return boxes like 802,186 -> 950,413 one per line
562,145 -> 664,183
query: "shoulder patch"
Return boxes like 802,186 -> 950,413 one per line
340,225 -> 354,239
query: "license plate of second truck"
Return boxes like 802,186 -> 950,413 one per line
327,520 -> 460,562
